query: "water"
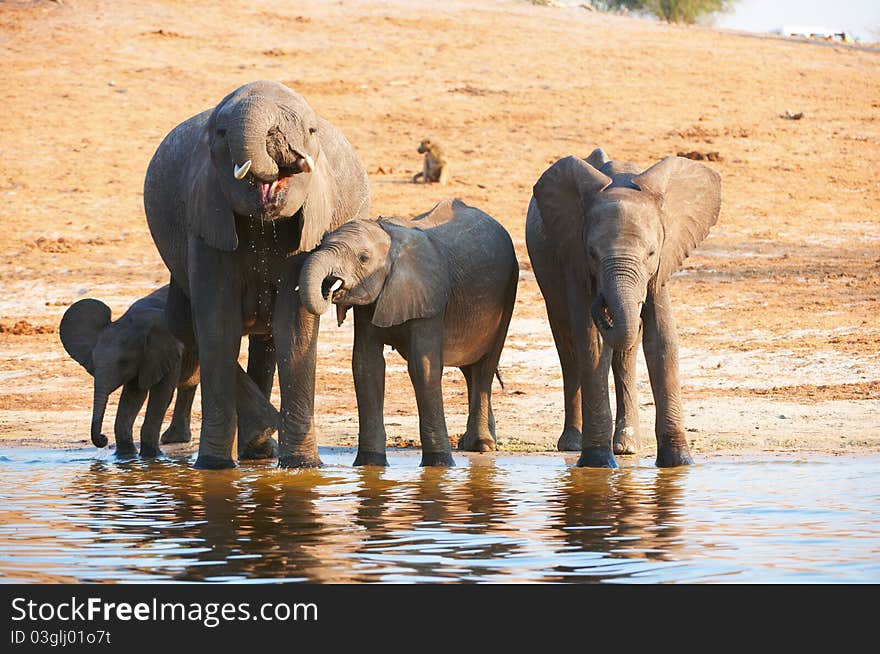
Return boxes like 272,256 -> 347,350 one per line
0,448 -> 877,583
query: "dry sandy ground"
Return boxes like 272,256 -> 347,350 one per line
0,0 -> 878,462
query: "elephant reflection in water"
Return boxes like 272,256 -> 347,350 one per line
347,467 -> 459,582
348,460 -> 520,582
76,460 -> 362,582
173,469 -> 370,582
550,467 -> 686,581
351,466 -> 398,537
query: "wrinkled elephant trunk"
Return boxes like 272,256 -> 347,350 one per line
227,97 -> 278,181
90,383 -> 110,448
299,250 -> 337,316
592,269 -> 643,352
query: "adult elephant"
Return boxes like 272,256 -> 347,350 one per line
144,80 -> 370,469
526,148 -> 720,469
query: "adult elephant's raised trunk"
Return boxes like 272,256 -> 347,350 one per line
227,97 -> 278,181
299,250 -> 337,316
592,266 -> 643,352
90,382 -> 110,448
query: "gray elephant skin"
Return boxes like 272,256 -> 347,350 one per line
526,148 -> 721,468
299,198 -> 518,467
144,80 -> 369,469
60,286 -> 280,458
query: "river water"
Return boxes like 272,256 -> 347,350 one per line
1,448 -> 877,583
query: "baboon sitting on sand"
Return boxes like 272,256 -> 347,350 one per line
412,138 -> 449,185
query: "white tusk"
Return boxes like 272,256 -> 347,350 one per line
233,159 -> 252,180
294,285 -> 300,292
300,152 -> 315,173
330,279 -> 343,293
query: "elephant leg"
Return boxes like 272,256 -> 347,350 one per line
574,292 -> 616,468
161,383 -> 195,444
236,365 -> 279,460
612,323 -> 642,455
352,311 -> 388,466
642,285 -> 693,467
190,252 -> 242,469
537,271 -> 582,451
247,334 -> 275,398
140,367 -> 179,458
273,266 -> 322,469
458,360 -> 496,453
161,282 -> 198,446
166,278 -> 196,350
460,280 -> 513,453
407,320 -> 454,467
114,382 -> 146,457
161,346 -> 198,445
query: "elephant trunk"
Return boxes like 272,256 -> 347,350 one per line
592,262 -> 644,352
90,382 -> 111,448
227,97 -> 279,181
299,250 -> 338,316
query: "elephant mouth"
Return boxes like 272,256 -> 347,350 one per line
256,173 -> 293,215
320,276 -> 351,326
321,275 -> 345,302
592,294 -> 614,332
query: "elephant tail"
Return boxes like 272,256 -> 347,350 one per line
494,367 -> 505,392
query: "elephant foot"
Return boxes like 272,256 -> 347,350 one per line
576,445 -> 618,469
655,443 -> 694,468
353,450 -> 389,467
114,443 -> 138,459
278,454 -> 323,469
557,427 -> 582,452
139,444 -> 163,459
458,432 -> 496,452
239,436 -> 278,460
613,426 -> 640,455
160,425 -> 192,444
420,451 -> 456,467
194,454 -> 236,470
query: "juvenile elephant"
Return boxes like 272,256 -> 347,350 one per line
299,199 -> 518,466
60,287 -> 279,457
526,148 -> 720,468
144,80 -> 369,469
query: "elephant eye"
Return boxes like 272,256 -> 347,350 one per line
358,252 -> 370,264
309,127 -> 317,134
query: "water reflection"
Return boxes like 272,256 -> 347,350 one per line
545,467 -> 689,581
0,449 -> 878,583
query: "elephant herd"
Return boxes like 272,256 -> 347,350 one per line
60,80 -> 721,471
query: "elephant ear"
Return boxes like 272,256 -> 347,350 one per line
138,323 -> 183,390
297,150 -> 334,253
59,299 -> 111,375
533,155 -> 612,264
372,223 -> 450,328
184,130 -> 238,251
584,147 -> 610,169
632,156 -> 721,286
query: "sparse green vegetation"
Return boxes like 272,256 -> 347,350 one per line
593,0 -> 738,24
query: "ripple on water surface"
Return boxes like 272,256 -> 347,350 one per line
0,448 -> 878,583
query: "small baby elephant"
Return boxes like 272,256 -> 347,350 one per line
412,138 -> 449,185
60,286 -> 191,457
60,286 -> 279,458
299,198 -> 518,466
